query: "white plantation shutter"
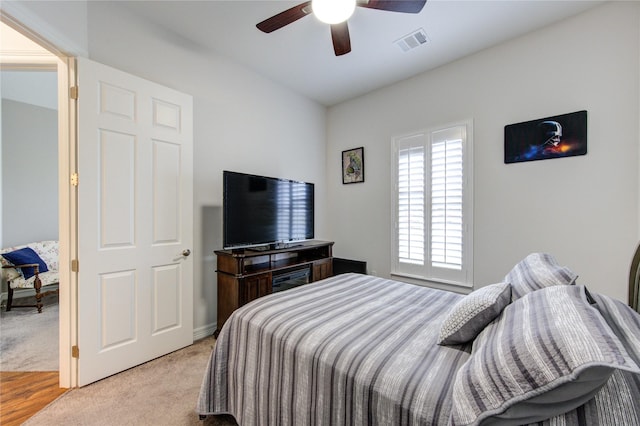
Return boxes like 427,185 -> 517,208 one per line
431,127 -> 464,270
398,141 -> 425,265
392,122 -> 473,287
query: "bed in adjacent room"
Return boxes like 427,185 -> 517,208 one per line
197,253 -> 640,425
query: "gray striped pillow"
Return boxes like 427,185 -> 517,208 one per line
450,285 -> 640,426
505,253 -> 577,301
437,282 -> 511,345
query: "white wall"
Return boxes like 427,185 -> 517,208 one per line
326,2 -> 640,302
84,2 -> 327,335
1,71 -> 59,248
1,98 -> 59,247
1,71 -> 58,110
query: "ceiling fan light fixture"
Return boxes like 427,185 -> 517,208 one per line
312,0 -> 356,24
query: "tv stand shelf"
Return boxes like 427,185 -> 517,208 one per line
214,240 -> 334,336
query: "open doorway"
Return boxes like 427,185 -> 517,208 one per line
0,19 -> 69,424
0,11 -> 74,391
1,22 -> 59,372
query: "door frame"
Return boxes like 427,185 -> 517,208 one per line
1,10 -> 76,388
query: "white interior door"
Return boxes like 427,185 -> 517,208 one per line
76,57 -> 193,386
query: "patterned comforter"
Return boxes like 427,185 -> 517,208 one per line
198,274 -> 470,425
197,272 -> 640,425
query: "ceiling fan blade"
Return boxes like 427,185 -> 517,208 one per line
331,22 -> 352,56
358,0 -> 426,14
256,1 -> 312,33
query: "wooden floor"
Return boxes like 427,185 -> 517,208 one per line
0,372 -> 67,426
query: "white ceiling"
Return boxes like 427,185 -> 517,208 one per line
119,0 -> 604,106
0,21 -> 57,65
0,22 -> 58,110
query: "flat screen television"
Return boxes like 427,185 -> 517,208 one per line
223,170 -> 314,250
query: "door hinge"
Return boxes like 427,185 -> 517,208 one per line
71,173 -> 79,187
71,259 -> 79,272
70,86 -> 78,100
72,345 -> 80,358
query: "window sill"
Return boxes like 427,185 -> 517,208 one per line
390,272 -> 473,295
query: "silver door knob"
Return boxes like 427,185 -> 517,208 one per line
182,249 -> 191,257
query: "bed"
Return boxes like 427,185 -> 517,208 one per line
197,253 -> 640,425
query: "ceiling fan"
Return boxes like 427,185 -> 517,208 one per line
256,0 -> 427,56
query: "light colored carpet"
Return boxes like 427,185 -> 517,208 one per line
24,336 -> 238,426
0,293 -> 58,371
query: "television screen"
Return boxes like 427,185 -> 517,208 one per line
223,171 -> 314,249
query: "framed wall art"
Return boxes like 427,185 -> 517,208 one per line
504,110 -> 587,164
342,147 -> 364,184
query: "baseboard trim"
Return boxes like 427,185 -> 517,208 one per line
193,322 -> 217,341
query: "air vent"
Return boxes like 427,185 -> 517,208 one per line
395,28 -> 429,52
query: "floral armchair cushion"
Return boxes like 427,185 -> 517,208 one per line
0,240 -> 59,289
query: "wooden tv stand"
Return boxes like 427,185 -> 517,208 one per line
214,240 -> 334,336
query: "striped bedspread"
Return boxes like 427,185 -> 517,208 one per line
197,273 -> 470,425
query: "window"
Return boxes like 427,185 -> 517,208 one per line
392,121 -> 473,287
